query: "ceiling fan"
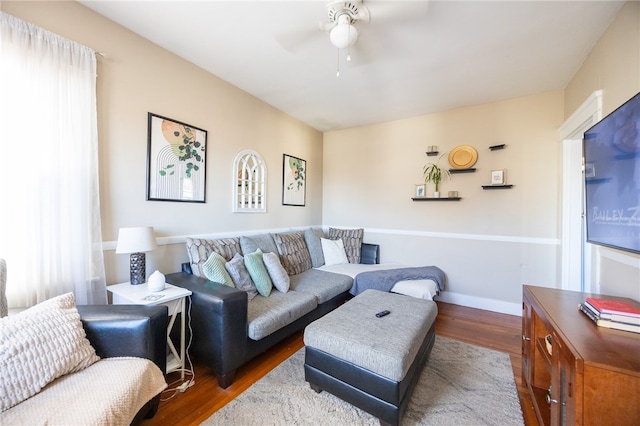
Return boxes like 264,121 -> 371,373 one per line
276,1 -> 428,75
323,1 -> 370,51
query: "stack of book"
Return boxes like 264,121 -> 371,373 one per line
579,297 -> 640,333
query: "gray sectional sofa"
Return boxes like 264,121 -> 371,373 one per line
165,227 -> 378,388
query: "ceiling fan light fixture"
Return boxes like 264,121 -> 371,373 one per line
329,22 -> 358,49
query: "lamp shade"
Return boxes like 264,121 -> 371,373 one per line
115,226 -> 157,254
330,22 -> 358,49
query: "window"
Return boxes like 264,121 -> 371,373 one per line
233,150 -> 266,212
0,13 -> 107,307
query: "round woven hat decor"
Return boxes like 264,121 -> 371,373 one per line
448,145 -> 478,169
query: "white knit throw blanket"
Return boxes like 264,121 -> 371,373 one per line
0,357 -> 167,425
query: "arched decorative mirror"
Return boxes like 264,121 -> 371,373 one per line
233,150 -> 266,212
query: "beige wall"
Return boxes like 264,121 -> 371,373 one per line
565,1 -> 640,118
564,1 -> 640,300
2,1 -> 324,285
323,92 -> 565,313
4,1 -> 638,311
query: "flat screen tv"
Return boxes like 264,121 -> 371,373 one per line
583,91 -> 640,255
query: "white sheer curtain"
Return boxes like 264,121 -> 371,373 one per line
0,13 -> 107,307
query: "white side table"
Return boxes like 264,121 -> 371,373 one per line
108,282 -> 192,379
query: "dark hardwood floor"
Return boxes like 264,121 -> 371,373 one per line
142,301 -> 539,426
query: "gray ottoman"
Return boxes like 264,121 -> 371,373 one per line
304,289 -> 438,426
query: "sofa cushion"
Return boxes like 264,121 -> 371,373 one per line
304,227 -> 326,268
328,227 -> 364,264
247,290 -> 317,340
0,293 -> 100,412
186,237 -> 242,277
289,268 -> 353,304
202,251 -> 235,287
321,237 -> 349,266
240,234 -> 278,254
262,251 -> 290,293
273,231 -> 312,276
244,249 -> 273,297
225,253 -> 258,300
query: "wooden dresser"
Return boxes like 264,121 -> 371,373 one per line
522,285 -> 640,426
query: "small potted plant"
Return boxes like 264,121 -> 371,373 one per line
423,154 -> 450,198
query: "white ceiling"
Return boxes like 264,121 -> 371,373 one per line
80,0 -> 625,132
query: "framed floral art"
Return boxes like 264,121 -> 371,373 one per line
282,154 -> 306,206
146,113 -> 207,202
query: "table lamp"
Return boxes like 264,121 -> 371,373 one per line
115,226 -> 157,285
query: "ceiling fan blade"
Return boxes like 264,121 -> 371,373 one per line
274,23 -> 324,53
355,3 -> 371,23
320,20 -> 337,32
366,0 -> 429,24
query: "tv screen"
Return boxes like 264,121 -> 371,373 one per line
583,91 -> 640,255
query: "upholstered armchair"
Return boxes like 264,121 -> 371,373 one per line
1,297 -> 168,424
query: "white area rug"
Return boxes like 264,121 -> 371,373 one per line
204,336 -> 524,425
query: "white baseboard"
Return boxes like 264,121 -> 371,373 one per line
436,292 -> 522,316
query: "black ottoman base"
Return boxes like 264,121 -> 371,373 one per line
304,322 -> 436,426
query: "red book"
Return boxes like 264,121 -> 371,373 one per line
586,297 -> 640,318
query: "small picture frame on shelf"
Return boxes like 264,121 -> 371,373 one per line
426,145 -> 439,156
491,169 -> 506,185
415,184 -> 426,197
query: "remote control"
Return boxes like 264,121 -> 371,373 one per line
376,310 -> 390,318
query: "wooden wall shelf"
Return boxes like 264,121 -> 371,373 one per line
482,185 -> 513,189
425,151 -> 439,156
449,168 -> 476,174
489,144 -> 506,150
412,197 -> 461,201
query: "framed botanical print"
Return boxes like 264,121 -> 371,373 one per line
146,113 -> 207,202
282,154 -> 306,206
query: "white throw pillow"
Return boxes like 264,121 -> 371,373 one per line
321,238 -> 349,266
0,292 -> 100,412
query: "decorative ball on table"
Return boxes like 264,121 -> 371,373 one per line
147,270 -> 166,292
